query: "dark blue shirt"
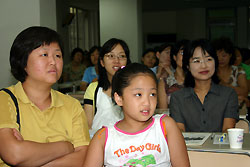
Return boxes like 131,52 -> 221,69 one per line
169,83 -> 239,132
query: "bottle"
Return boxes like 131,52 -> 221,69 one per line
72,83 -> 76,93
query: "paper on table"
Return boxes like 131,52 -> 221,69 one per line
183,132 -> 211,146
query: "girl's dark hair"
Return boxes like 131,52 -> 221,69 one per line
98,38 -> 131,90
10,26 -> 64,82
183,39 -> 220,87
170,39 -> 190,69
212,37 -> 235,65
70,47 -> 84,61
112,63 -> 157,100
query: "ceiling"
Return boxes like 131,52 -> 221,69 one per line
142,0 -> 250,12
68,0 -> 250,12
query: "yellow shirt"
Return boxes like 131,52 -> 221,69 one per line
0,82 -> 90,167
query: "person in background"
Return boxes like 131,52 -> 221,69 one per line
234,47 -> 250,92
83,63 -> 190,167
62,47 -> 87,82
151,43 -> 174,81
213,37 -> 248,99
170,39 -> 239,132
158,40 -> 189,109
141,48 -> 157,68
240,48 -> 250,65
83,38 -> 131,137
0,26 -> 90,167
80,46 -> 101,91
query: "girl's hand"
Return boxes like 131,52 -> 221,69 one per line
12,128 -> 23,141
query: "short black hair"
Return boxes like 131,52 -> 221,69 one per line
212,37 -> 235,65
70,47 -> 84,61
98,38 -> 131,90
112,63 -> 157,101
10,26 -> 64,82
142,48 -> 155,58
183,39 -> 219,87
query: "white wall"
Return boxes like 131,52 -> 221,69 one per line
0,0 -> 56,88
40,0 -> 57,29
100,0 -> 142,63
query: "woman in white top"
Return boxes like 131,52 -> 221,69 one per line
83,38 -> 131,136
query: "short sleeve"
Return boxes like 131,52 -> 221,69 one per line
224,88 -> 239,120
84,81 -> 98,104
71,100 -> 90,147
82,67 -> 91,83
0,91 -> 19,130
169,92 -> 185,124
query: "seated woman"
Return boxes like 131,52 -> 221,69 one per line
158,40 -> 189,109
62,47 -> 87,82
234,47 -> 250,92
83,38 -> 131,137
80,46 -> 101,91
151,43 -> 174,80
213,37 -> 248,100
0,26 -> 90,167
141,48 -> 157,68
169,39 -> 239,132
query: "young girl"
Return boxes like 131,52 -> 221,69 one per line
83,63 -> 190,167
83,38 -> 131,136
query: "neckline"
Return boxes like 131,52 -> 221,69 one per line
114,117 -> 155,135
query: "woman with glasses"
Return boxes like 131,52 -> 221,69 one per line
169,39 -> 239,132
83,38 -> 131,137
158,40 -> 189,109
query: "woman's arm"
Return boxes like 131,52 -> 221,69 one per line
83,128 -> 106,167
234,73 -> 248,97
222,88 -> 238,132
169,93 -> 186,132
163,116 -> 190,167
0,128 -> 74,167
42,145 -> 88,167
84,104 -> 94,128
222,118 -> 236,132
157,78 -> 168,109
83,81 -> 98,129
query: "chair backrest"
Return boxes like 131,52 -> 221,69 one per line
235,118 -> 250,133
